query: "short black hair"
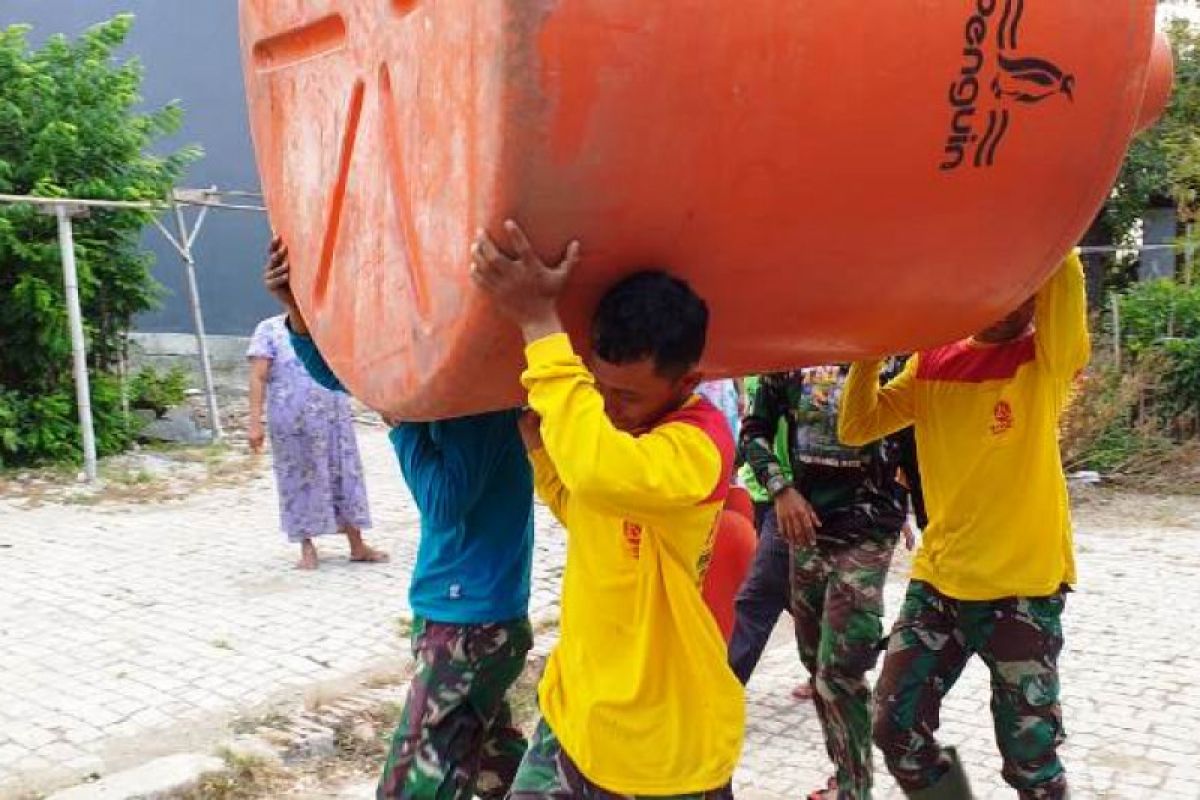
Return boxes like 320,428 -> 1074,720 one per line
591,270 -> 709,377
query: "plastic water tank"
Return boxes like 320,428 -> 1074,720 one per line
241,0 -> 1173,419
702,509 -> 758,644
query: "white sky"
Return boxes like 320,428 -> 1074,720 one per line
1159,0 -> 1200,25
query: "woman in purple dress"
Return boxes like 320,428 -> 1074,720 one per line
247,315 -> 387,570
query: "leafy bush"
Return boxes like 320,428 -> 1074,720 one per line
129,366 -> 189,418
1160,337 -> 1200,428
0,15 -> 200,467
1117,279 -> 1200,351
0,375 -> 135,468
1064,279 -> 1200,489
1114,280 -> 1200,432
1062,355 -> 1174,476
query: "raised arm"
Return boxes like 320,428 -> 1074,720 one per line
392,413 -> 520,529
522,335 -> 726,517
1034,251 -> 1090,380
839,358 -> 918,446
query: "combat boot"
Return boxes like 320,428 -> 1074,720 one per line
906,747 -> 974,800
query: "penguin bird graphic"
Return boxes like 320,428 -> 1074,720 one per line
992,54 -> 1075,104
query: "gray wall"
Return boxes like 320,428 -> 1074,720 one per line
1141,207 -> 1179,282
1,0 -> 275,336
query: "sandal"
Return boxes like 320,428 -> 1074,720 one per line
805,776 -> 838,799
792,680 -> 815,701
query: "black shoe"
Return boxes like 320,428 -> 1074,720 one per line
906,747 -> 973,800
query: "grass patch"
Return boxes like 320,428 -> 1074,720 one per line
229,710 -> 292,736
1062,348 -> 1200,493
1,442 -> 264,508
533,616 -> 560,638
182,750 -> 287,800
363,665 -> 411,689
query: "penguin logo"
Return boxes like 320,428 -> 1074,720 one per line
993,0 -> 1074,107
996,0 -> 1025,51
939,0 -> 1078,172
992,55 -> 1076,105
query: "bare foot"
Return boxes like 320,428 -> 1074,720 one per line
791,680 -> 814,701
349,545 -> 390,564
805,777 -> 838,799
296,539 -> 319,571
344,526 -> 390,563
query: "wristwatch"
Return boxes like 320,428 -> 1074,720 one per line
767,475 -> 793,498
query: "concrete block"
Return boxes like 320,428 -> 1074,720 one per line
45,753 -> 226,800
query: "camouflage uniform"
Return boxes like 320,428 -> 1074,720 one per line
740,367 -> 913,535
509,719 -> 733,800
873,581 -> 1068,799
741,368 -> 909,799
377,616 -> 533,800
789,517 -> 897,800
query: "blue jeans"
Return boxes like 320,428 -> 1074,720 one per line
728,506 -> 792,684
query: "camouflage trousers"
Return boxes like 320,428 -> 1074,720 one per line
791,535 -> 896,800
873,581 -> 1068,799
508,719 -> 733,800
377,616 -> 533,800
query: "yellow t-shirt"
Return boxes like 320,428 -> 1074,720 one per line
839,253 -> 1090,601
523,333 -> 745,795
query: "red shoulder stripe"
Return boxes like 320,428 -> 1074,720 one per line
917,336 -> 1036,383
660,397 -> 734,505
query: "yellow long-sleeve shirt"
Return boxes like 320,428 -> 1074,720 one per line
839,253 -> 1090,601
523,333 -> 744,795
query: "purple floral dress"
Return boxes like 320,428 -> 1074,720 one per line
699,379 -> 742,441
248,315 -> 371,542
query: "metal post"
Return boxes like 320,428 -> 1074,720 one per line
118,338 -> 130,423
170,199 -> 223,442
1111,291 -> 1122,374
1185,223 -> 1195,286
55,205 -> 99,482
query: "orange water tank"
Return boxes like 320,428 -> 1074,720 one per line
240,1 -> 1173,419
724,486 -> 755,527
702,510 -> 758,644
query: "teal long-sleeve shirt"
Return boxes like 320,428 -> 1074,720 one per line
289,330 -> 534,624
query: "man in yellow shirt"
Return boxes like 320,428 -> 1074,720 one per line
471,221 -> 744,799
838,253 -> 1089,800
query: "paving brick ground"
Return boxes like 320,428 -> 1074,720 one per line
734,511 -> 1200,799
0,427 -> 561,798
2,425 -> 1198,798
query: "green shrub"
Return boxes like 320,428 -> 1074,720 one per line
129,365 -> 189,418
1065,279 -> 1200,488
0,15 -> 200,467
1113,280 -> 1200,433
0,374 -> 134,468
1117,279 -> 1200,351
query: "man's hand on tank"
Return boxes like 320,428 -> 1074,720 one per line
264,234 -> 310,335
471,219 -> 580,342
264,236 -> 296,306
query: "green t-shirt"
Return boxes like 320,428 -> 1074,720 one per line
739,375 -> 793,502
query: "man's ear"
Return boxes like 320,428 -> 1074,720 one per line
679,369 -> 704,397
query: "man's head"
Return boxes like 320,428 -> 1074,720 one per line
590,271 -> 708,433
975,295 -> 1036,344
